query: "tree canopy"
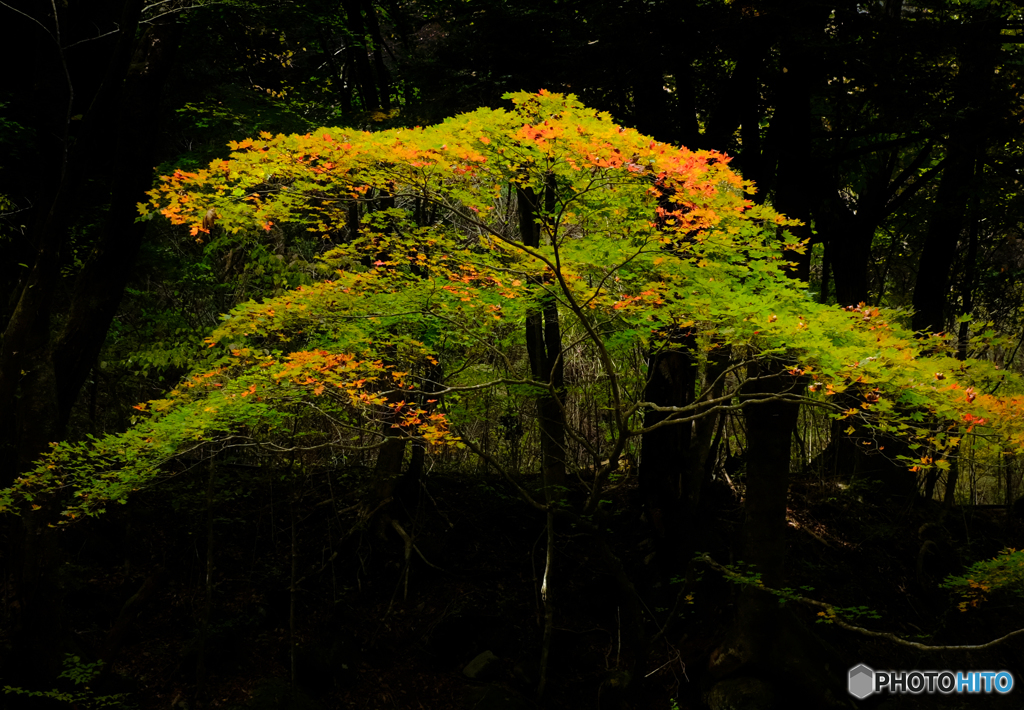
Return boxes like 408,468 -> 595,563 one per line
6,90 -> 1022,524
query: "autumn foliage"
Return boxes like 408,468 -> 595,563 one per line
3,91 -> 1023,528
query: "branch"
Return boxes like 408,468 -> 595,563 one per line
700,555 -> 1024,652
63,26 -> 121,50
884,157 -> 948,216
629,388 -> 835,439
0,1 -> 55,40
142,0 -> 228,24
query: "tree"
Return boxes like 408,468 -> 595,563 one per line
5,91 -> 1023,702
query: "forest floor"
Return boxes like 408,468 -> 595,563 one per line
2,466 -> 1022,710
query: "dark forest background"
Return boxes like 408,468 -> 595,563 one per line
2,1 -> 1024,709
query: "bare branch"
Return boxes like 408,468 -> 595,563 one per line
63,26 -> 121,51
0,1 -> 55,40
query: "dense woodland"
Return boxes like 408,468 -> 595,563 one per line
2,1 -> 1024,709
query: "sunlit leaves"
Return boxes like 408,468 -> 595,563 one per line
942,548 -> 1024,611
6,91 -> 1024,521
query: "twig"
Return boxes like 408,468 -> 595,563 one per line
63,26 -> 120,50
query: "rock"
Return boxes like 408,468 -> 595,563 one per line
704,678 -> 777,710
463,650 -> 499,679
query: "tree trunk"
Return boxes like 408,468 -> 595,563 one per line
911,145 -> 978,333
53,21 -> 183,430
341,0 -> 381,111
711,363 -> 846,705
766,11 -> 829,281
362,0 -> 392,111
741,362 -> 799,592
822,215 -> 875,307
638,343 -> 695,577
518,182 -> 566,502
912,18 -> 999,333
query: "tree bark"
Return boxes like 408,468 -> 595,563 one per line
341,0 -> 382,111
53,21 -> 183,430
912,17 -> 999,333
362,0 -> 393,111
763,6 -> 830,281
638,343 -> 695,576
518,181 -> 566,502
710,363 -> 850,705
741,363 -> 799,592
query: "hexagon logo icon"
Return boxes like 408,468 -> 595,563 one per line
848,664 -> 874,699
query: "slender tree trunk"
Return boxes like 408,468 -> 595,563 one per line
373,435 -> 407,504
681,353 -> 729,529
0,0 -> 170,477
371,368 -> 408,522
672,52 -> 702,149
823,217 -> 875,306
702,16 -> 766,158
517,176 -> 566,697
630,2 -> 672,141
768,21 -> 827,281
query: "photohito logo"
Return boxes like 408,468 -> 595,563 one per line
848,664 -> 1014,699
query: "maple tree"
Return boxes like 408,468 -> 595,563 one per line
5,89 -> 1019,511
3,90 -> 1024,696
